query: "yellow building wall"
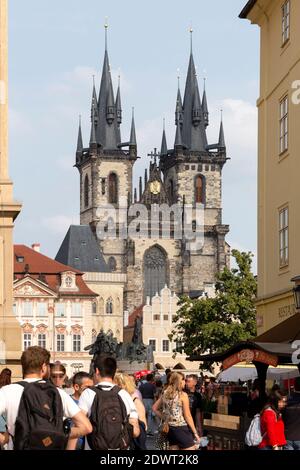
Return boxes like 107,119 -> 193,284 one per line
246,0 -> 300,334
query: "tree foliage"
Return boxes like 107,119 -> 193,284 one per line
171,250 -> 257,360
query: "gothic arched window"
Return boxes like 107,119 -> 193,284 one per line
144,246 -> 168,301
195,175 -> 205,204
108,173 -> 118,204
84,174 -> 89,208
108,256 -> 117,272
106,298 -> 113,315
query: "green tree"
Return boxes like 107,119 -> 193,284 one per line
171,250 -> 257,361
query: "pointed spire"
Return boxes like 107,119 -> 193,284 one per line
97,23 -> 119,150
161,119 -> 168,155
115,73 -> 122,126
180,31 -> 208,152
144,168 -> 148,187
104,17 -> 109,51
175,84 -> 184,127
192,76 -> 201,127
189,26 -> 193,54
130,107 -> 137,146
174,120 -> 183,148
90,107 -> 97,145
218,110 -> 226,149
139,176 -> 143,201
134,188 -> 137,203
90,77 -> 98,145
202,78 -> 209,128
77,115 -> 83,152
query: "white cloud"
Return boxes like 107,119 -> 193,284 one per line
42,215 -> 80,235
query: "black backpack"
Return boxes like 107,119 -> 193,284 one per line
87,385 -> 133,450
13,380 -> 68,450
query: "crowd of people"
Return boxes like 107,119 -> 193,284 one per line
0,347 -> 208,451
1,346 -> 298,451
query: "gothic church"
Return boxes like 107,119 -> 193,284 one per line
72,32 -> 230,316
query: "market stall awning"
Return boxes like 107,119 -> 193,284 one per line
255,312 -> 300,343
187,341 -> 295,365
217,364 -> 299,383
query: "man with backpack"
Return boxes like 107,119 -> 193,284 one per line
0,346 -> 92,450
79,355 -> 140,450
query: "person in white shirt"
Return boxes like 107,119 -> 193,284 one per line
79,355 -> 140,450
0,346 -> 92,450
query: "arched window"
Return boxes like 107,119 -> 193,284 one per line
106,298 -> 113,315
84,174 -> 89,208
108,173 -> 118,204
195,175 -> 205,204
108,256 -> 117,272
144,246 -> 168,301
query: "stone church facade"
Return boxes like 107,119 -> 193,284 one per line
75,34 -> 230,316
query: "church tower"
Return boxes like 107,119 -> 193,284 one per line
75,25 -> 137,273
0,0 -> 22,372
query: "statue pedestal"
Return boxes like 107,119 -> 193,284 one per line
117,360 -> 154,374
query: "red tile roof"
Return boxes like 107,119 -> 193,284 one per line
14,245 -> 97,297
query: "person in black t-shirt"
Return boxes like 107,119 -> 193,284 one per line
185,375 -> 203,437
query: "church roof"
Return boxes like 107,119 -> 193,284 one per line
14,245 -> 96,297
55,225 -> 110,273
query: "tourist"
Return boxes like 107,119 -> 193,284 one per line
283,377 -> 300,450
0,347 -> 92,450
50,362 -> 67,389
139,373 -> 156,436
185,374 -> 203,437
258,390 -> 287,450
0,369 -> 11,449
79,355 -> 140,450
161,368 -> 171,386
115,372 -> 147,450
247,379 -> 267,419
66,372 -> 94,450
152,371 -> 200,451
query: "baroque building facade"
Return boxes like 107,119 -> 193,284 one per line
14,244 -> 98,376
75,33 -> 230,316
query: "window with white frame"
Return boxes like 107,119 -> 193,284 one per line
23,333 -> 32,350
149,339 -> 156,352
162,339 -> 170,352
24,301 -> 33,316
280,96 -> 288,154
37,302 -> 47,317
38,333 -> 46,349
72,302 -> 82,317
57,334 -> 65,352
55,303 -> 65,317
73,334 -> 81,352
279,207 -> 289,267
282,0 -> 290,45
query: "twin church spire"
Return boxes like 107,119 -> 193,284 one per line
76,26 -> 225,160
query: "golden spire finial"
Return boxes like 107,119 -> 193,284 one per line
189,24 -> 193,53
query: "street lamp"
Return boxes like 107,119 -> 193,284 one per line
291,276 -> 300,311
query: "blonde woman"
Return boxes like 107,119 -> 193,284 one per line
152,372 -> 200,451
114,373 -> 147,450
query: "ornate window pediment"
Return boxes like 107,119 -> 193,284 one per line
59,271 -> 78,292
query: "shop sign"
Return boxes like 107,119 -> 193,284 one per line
222,348 -> 278,370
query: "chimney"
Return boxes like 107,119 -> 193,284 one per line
32,243 -> 40,253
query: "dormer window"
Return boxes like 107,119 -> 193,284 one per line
59,272 -> 78,292
17,256 -> 24,263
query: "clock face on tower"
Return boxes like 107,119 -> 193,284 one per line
149,181 -> 161,195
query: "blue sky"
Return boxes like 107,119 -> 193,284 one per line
9,0 -> 259,272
